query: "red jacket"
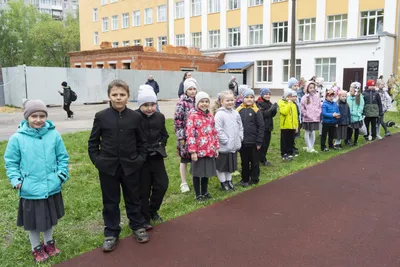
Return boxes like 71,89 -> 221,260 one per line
186,109 -> 219,158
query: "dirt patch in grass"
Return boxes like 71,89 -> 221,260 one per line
0,106 -> 22,113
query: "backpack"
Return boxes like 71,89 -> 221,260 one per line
70,89 -> 77,102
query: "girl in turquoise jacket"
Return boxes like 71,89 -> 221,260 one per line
346,82 -> 365,146
4,99 -> 69,263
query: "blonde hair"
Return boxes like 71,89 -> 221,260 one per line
219,90 -> 234,101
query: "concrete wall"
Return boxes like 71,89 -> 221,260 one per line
2,66 -> 242,107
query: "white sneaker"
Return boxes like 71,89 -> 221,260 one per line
310,149 -> 318,153
180,183 -> 190,193
377,135 -> 383,140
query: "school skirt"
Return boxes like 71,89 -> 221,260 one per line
190,157 -> 217,178
336,125 -> 348,139
350,121 -> 363,129
302,122 -> 319,131
216,152 -> 238,173
17,192 -> 64,231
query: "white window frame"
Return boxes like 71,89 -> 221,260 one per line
112,42 -> 119,48
272,21 -> 288,43
298,18 -> 316,41
191,32 -> 202,48
158,36 -> 167,51
228,0 -> 240,10
111,15 -> 118,30
101,0 -> 107,5
249,0 -> 263,7
175,1 -> 184,19
157,5 -> 167,22
327,14 -> 347,39
248,24 -> 263,45
256,60 -> 273,82
145,8 -> 153,25
102,17 -> 109,32
122,13 -> 129,29
283,59 -> 301,82
315,58 -> 337,83
191,0 -> 201,16
209,30 -> 220,49
360,10 -> 384,36
94,32 -> 99,45
272,0 -> 286,2
132,10 -> 140,27
176,34 -> 185,46
93,8 -> 98,22
208,0 -> 220,13
228,27 -> 241,47
145,38 -> 154,47
122,41 -> 130,47
133,39 -> 141,45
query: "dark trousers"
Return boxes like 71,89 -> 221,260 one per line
377,114 -> 388,134
364,117 -> 377,138
346,127 -> 360,144
63,103 -> 73,118
321,123 -> 336,150
193,177 -> 209,197
99,165 -> 145,237
139,156 -> 169,222
280,129 -> 296,156
240,144 -> 260,183
259,131 -> 272,163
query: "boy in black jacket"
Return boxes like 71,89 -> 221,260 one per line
256,88 -> 278,166
236,88 -> 264,187
363,80 -> 383,141
136,85 -> 169,229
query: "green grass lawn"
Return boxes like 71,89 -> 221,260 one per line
1,112 -> 399,266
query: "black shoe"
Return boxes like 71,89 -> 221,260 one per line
195,195 -> 205,202
248,179 -> 259,186
238,180 -> 249,187
227,180 -> 235,191
333,145 -> 340,150
322,148 -> 329,152
345,140 -> 353,147
261,161 -> 272,166
132,228 -> 149,243
102,236 -> 119,252
150,212 -> 163,223
364,136 -> 369,142
385,131 -> 391,137
143,222 -> 153,231
202,192 -> 212,200
220,182 -> 230,191
371,137 -> 376,141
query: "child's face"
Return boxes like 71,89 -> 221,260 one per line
326,94 -> 334,101
140,103 -> 157,116
109,86 -> 129,111
221,95 -> 235,109
262,93 -> 271,101
28,111 -> 47,129
339,93 -> 347,101
378,83 -> 384,89
186,87 -> 197,98
291,84 -> 299,90
198,98 -> 210,111
308,84 -> 316,94
243,95 -> 254,106
290,95 -> 297,102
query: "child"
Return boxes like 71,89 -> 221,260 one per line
334,90 -> 351,149
256,88 -> 278,166
235,85 -> 248,108
285,77 -> 301,155
237,88 -> 264,186
186,91 -> 219,201
300,81 -> 321,153
215,90 -> 243,191
321,89 -> 340,152
174,77 -> 197,193
136,85 -> 169,229
4,99 -> 69,263
278,91 -> 299,161
88,80 -> 149,252
376,79 -> 392,138
363,79 -> 383,141
346,82 -> 365,146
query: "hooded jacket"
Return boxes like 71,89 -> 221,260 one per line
60,86 -> 72,104
256,97 -> 278,131
300,92 -> 322,123
377,89 -> 392,112
278,99 -> 299,130
174,94 -> 195,158
321,99 -> 340,124
214,107 -> 243,153
347,95 -> 365,123
4,120 -> 69,199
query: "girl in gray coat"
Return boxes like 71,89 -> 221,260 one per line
214,90 -> 244,191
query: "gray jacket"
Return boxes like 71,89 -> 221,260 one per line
214,107 -> 243,153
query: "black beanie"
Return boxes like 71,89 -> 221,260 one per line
61,81 -> 67,87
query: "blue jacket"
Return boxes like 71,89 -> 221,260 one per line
322,100 -> 340,124
4,120 -> 69,199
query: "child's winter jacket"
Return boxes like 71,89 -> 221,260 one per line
321,100 -> 340,124
278,99 -> 299,130
377,89 -> 392,113
256,97 -> 278,131
363,89 -> 383,117
300,93 -> 322,123
337,100 -> 351,125
214,107 -> 243,153
347,95 -> 365,123
237,104 -> 264,147
174,94 -> 195,158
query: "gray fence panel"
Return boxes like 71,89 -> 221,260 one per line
3,66 -> 26,107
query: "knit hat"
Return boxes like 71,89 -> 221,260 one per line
260,88 -> 271,97
23,99 -> 48,120
288,77 -> 299,89
242,88 -> 255,98
61,81 -> 67,87
184,77 -> 198,93
238,85 -> 248,96
137,85 -> 157,107
366,79 -> 376,87
195,91 -> 210,108
283,89 -> 297,99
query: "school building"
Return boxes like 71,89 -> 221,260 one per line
78,0 -> 400,90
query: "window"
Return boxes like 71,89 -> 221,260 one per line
158,36 -> 167,51
123,41 -> 130,47
249,24 -> 263,45
133,11 -> 140,26
191,32 -> 202,48
145,8 -> 153,24
133,39 -> 141,45
361,10 -> 384,36
228,27 -> 240,47
272,21 -> 288,43
327,14 -> 347,39
175,1 -> 184,19
209,30 -> 220,48
176,34 -> 185,46
94,32 -> 99,45
256,60 -> 273,82
111,15 -> 118,30
122,13 -> 129,28
208,0 -> 220,13
157,5 -> 167,22
191,0 -> 201,16
298,18 -> 316,41
101,0 -> 107,5
249,0 -> 263,7
315,58 -> 336,82
102,17 -> 109,32
93,8 -> 98,22
272,0 -> 286,2
145,38 -> 153,47
228,0 -> 240,10
112,42 -> 119,48
283,59 -> 301,82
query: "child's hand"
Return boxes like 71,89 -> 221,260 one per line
191,153 -> 198,162
295,128 -> 299,133
215,151 -> 219,158
179,140 -> 185,146
257,145 -> 261,150
14,184 -> 21,189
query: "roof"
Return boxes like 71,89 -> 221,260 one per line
217,61 -> 254,71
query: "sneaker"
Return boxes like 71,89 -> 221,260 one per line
248,179 -> 259,186
364,135 -> 369,142
220,181 -> 230,191
376,135 -> 383,140
310,148 -> 318,153
202,192 -> 212,200
260,161 -> 272,166
143,222 -> 153,231
288,155 -> 294,160
333,145 -> 341,150
150,212 -> 163,224
195,195 -> 205,202
180,183 -> 190,193
368,135 -> 372,141
238,180 -> 249,187
102,236 -> 119,252
44,240 -> 60,257
227,180 -> 236,191
322,148 -> 330,152
132,228 -> 149,243
282,154 -> 292,161
32,244 -> 49,263
385,131 -> 391,137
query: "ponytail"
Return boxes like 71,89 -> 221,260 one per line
356,93 -> 360,106
306,95 -> 310,105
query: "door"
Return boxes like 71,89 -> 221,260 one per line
342,68 -> 364,91
243,70 -> 247,85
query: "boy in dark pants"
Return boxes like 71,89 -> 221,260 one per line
363,79 -> 383,141
237,88 -> 264,187
136,85 -> 169,229
321,89 -> 340,151
278,91 -> 299,161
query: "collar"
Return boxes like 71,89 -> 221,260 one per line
236,103 -> 259,113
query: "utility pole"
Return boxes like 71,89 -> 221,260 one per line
290,0 -> 296,77
0,64 -> 5,106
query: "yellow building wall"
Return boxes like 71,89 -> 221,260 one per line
226,10 -> 241,28
190,16 -> 202,33
208,13 -> 220,31
270,1 -> 288,22
326,0 -> 348,15
359,0 -> 385,11
297,0 -> 317,19
174,19 -> 185,34
247,6 -> 263,26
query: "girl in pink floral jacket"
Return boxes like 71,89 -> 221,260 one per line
186,91 -> 219,202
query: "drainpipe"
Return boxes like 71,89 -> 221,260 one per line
395,0 -> 400,77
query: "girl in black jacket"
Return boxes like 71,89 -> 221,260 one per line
334,90 -> 351,149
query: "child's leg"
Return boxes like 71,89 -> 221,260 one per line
346,127 -> 354,143
280,130 -> 285,156
200,177 -> 209,195
192,176 -> 201,197
216,170 -> 226,182
240,146 -> 251,183
304,130 -> 311,150
179,162 -> 188,184
288,130 -> 296,155
354,129 -> 360,144
29,230 -> 41,250
310,131 -> 316,148
321,123 -> 328,150
139,161 -> 152,222
264,131 -> 272,161
43,227 -> 53,244
149,158 -> 169,217
364,117 -> 371,137
380,114 -> 389,133
249,145 -> 260,183
370,117 -> 377,139
328,125 -> 335,148
225,172 -> 233,181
